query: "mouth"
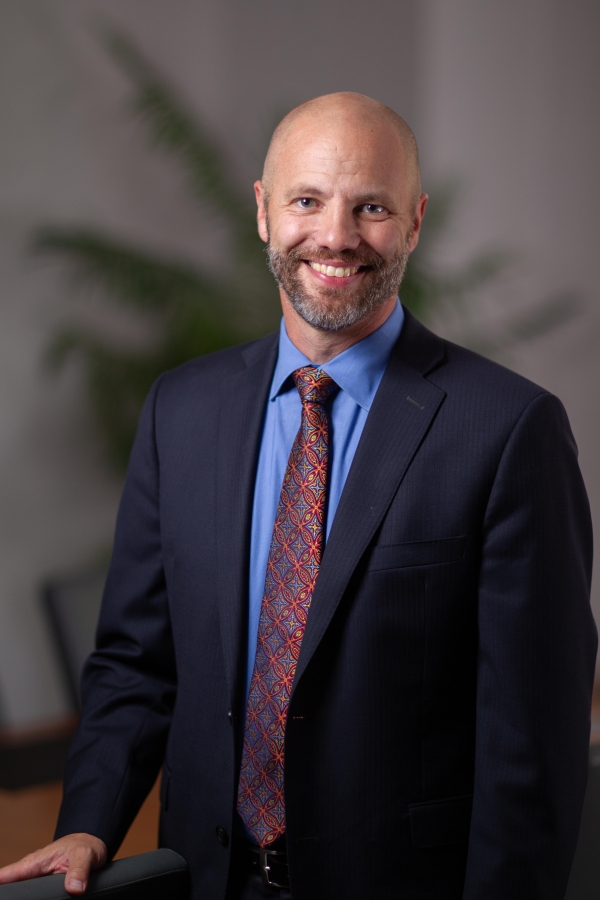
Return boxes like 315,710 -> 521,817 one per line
305,260 -> 367,283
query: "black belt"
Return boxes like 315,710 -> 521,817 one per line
236,838 -> 290,890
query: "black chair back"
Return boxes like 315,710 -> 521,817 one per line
0,849 -> 189,899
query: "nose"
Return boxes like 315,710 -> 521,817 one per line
314,201 -> 361,253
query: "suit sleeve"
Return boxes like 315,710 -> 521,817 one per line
462,391 -> 596,900
55,375 -> 176,857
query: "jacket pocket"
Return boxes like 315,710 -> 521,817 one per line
408,794 -> 472,848
159,764 -> 171,811
369,536 -> 466,571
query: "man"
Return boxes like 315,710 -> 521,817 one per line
0,92 -> 595,900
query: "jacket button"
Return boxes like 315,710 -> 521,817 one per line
216,826 -> 229,847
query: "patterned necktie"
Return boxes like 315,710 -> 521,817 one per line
237,366 -> 338,847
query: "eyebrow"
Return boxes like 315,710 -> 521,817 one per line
282,184 -> 328,200
352,192 -> 396,208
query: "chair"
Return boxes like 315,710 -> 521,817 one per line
0,849 -> 189,899
42,567 -> 107,712
565,744 -> 600,900
0,568 -> 108,790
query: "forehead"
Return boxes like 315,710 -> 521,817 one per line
271,117 -> 408,197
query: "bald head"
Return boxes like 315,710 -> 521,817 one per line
262,92 -> 421,208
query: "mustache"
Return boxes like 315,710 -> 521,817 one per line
278,246 -> 386,270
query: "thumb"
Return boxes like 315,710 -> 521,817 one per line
64,845 -> 96,896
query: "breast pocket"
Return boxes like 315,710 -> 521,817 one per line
369,536 -> 465,571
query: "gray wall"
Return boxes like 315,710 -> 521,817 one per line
416,0 -> 600,640
0,0 -> 597,724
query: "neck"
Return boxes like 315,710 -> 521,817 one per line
281,293 -> 397,364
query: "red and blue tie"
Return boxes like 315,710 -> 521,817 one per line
237,366 -> 338,846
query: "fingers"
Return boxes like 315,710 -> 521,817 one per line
0,834 -> 107,895
0,844 -> 66,884
0,853 -> 48,884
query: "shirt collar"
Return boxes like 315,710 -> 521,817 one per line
270,298 -> 404,411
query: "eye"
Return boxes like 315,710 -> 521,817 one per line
296,197 -> 316,209
361,203 -> 386,215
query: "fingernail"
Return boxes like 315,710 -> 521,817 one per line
67,879 -> 84,892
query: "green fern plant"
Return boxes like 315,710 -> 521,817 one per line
37,30 -> 280,471
36,29 -> 579,473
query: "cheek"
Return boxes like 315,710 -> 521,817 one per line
363,223 -> 406,259
270,213 -> 316,251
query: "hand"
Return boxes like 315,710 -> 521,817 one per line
0,833 -> 107,895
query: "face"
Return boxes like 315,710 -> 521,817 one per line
256,114 -> 426,332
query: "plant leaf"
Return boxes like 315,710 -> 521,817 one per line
34,227 -> 234,313
103,28 -> 253,230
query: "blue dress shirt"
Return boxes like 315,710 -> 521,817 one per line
246,300 -> 404,695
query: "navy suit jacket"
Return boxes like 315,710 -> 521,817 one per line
56,310 -> 596,900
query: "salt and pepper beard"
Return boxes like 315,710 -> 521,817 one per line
266,228 -> 412,332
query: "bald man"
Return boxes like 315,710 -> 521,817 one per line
0,93 -> 594,900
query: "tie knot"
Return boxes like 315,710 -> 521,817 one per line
293,366 -> 338,405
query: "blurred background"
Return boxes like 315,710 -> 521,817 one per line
0,0 -> 599,874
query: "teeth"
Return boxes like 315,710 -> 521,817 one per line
308,262 -> 359,277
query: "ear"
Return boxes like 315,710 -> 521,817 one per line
255,181 -> 269,243
407,193 -> 428,253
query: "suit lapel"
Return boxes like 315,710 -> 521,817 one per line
215,333 -> 278,708
293,312 -> 447,689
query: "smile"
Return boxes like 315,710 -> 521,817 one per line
307,261 -> 361,278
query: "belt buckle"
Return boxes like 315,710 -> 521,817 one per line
259,847 -> 289,889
